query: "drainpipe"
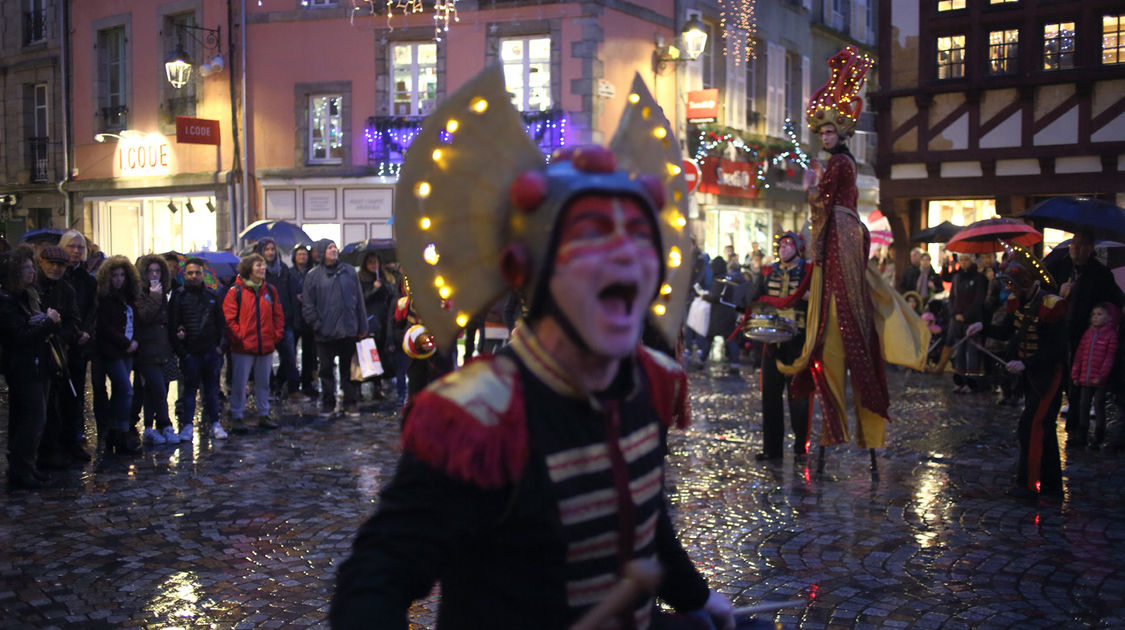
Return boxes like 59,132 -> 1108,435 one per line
57,0 -> 72,227
240,0 -> 250,231
227,0 -> 243,245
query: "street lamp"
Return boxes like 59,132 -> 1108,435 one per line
94,130 -> 145,143
654,15 -> 709,73
164,23 -> 223,89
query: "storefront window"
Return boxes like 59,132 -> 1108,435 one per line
94,196 -> 218,261
926,199 -> 996,262
703,205 -> 772,269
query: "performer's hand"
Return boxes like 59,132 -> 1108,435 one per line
77,332 -> 90,345
966,322 -> 983,337
46,307 -> 61,324
127,340 -> 139,354
955,314 -> 964,322
1060,281 -> 1072,298
1005,360 -> 1025,374
702,590 -> 735,630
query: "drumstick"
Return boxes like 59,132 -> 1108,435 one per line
732,599 -> 807,616
570,558 -> 662,630
970,340 -> 1008,365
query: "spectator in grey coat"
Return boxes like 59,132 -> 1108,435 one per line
302,239 -> 368,415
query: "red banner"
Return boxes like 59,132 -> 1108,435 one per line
697,156 -> 758,198
176,116 -> 221,145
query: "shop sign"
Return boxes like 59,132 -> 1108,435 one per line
686,89 -> 719,122
698,156 -> 758,198
114,133 -> 172,177
176,116 -> 221,145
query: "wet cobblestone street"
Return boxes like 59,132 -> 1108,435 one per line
3,365 -> 1125,629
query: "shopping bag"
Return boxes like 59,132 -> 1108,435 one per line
354,337 -> 384,379
686,296 -> 711,336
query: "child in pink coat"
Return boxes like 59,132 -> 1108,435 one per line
1070,302 -> 1119,449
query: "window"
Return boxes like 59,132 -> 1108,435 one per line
309,95 -> 344,163
938,0 -> 965,11
700,22 -> 716,89
1043,22 -> 1076,70
784,53 -> 797,122
501,36 -> 551,111
97,26 -> 128,131
162,13 -> 198,123
24,0 -> 46,45
1104,14 -> 1125,64
26,83 -> 49,182
391,42 -> 438,116
988,29 -> 1019,74
303,0 -> 336,6
936,35 -> 966,79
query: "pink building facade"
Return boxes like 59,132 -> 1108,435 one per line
67,0 -> 684,259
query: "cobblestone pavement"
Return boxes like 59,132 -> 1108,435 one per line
3,364 -> 1124,629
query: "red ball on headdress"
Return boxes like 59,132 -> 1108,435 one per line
509,171 -> 548,213
570,146 -> 617,173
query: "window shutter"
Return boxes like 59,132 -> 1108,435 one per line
765,42 -> 785,137
725,39 -> 746,129
852,0 -> 868,43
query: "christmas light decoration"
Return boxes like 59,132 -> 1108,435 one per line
719,0 -> 758,66
690,118 -> 809,192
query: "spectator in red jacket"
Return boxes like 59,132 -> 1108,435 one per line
223,253 -> 285,434
1070,302 -> 1119,449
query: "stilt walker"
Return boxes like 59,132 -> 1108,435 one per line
779,46 -> 930,472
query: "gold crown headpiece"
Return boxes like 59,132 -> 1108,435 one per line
393,67 -> 693,350
806,45 -> 873,138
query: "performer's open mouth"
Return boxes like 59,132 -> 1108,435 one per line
597,281 -> 639,317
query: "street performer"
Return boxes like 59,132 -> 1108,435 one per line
751,232 -> 813,462
967,244 -> 1066,498
331,68 -> 734,629
778,46 -> 930,470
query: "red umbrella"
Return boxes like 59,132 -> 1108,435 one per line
944,217 -> 1042,254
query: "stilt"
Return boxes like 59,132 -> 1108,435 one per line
816,445 -> 826,475
869,448 -> 878,472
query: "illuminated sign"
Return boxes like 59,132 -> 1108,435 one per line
176,116 -> 221,145
113,133 -> 173,177
686,89 -> 719,122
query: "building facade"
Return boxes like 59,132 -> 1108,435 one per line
681,0 -> 878,263
0,0 -> 69,240
874,0 -> 1125,268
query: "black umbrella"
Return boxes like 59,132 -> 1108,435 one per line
19,227 -> 64,245
1020,196 -> 1125,240
910,221 -> 961,243
340,238 -> 397,267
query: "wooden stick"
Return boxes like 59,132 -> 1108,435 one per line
570,559 -> 662,630
731,599 -> 807,616
970,340 -> 1008,365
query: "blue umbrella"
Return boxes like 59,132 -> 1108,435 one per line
1020,196 -> 1125,241
238,220 -> 314,248
340,238 -> 397,267
188,250 -> 240,279
19,227 -> 64,245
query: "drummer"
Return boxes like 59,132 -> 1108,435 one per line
750,232 -> 814,461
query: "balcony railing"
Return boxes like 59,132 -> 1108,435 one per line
365,109 -> 569,174
100,105 -> 129,131
23,10 -> 46,45
27,137 -> 50,183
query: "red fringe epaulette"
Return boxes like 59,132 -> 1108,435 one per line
400,357 -> 528,489
638,346 -> 691,429
1039,294 -> 1066,323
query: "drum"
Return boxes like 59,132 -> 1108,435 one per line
742,308 -> 799,343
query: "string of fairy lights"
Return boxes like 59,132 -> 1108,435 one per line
692,117 -> 810,191
719,0 -> 758,66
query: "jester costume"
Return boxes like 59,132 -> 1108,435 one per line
332,68 -> 724,629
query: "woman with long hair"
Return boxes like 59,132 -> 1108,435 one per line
95,256 -> 143,456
